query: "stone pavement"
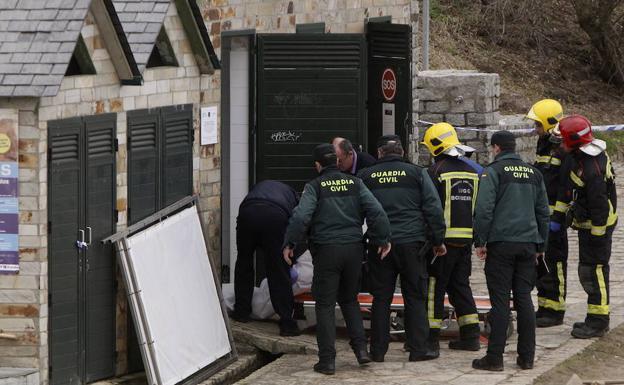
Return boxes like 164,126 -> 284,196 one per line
232,163 -> 624,385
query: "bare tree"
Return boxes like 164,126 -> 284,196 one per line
571,0 -> 624,85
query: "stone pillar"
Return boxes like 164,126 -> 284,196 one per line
416,70 -> 500,165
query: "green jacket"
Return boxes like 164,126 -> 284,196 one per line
284,165 -> 391,247
358,155 -> 446,245
474,152 -> 550,252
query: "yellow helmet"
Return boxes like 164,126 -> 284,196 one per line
526,99 -> 563,132
421,122 -> 461,156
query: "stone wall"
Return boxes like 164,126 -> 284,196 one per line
416,70 -> 536,166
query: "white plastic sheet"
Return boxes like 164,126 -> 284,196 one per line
125,206 -> 231,385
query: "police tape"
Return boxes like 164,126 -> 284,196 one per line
417,120 -> 624,133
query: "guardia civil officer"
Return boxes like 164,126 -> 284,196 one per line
421,123 -> 481,354
554,115 -> 617,339
282,144 -> 392,375
357,135 -> 446,362
526,99 -> 570,327
473,131 -> 550,371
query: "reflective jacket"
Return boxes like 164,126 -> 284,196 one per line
358,155 -> 445,246
474,152 -> 550,252
551,150 -> 617,237
428,154 -> 480,245
534,134 -> 570,214
284,165 -> 391,247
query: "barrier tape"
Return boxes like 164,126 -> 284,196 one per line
417,120 -> 624,134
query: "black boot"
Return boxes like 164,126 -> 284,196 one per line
313,361 -> 335,375
355,349 -> 372,365
409,349 -> 439,361
426,329 -> 440,356
449,337 -> 480,351
472,355 -> 503,371
517,356 -> 534,370
571,323 -> 609,339
536,315 -> 563,328
279,322 -> 302,337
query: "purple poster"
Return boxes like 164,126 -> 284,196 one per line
0,109 -> 19,274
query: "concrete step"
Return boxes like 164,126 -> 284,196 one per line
0,368 -> 39,385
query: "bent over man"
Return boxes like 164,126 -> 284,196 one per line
555,115 -> 617,339
422,123 -> 481,354
526,99 -> 570,327
358,135 -> 446,362
473,131 -> 550,371
283,143 -> 391,375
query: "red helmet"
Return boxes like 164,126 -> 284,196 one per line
559,115 -> 594,149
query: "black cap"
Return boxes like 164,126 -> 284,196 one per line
490,130 -> 515,149
313,143 -> 336,163
377,134 -> 402,148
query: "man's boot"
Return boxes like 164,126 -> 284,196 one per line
354,349 -> 372,365
448,337 -> 480,351
426,329 -> 440,356
536,311 -> 564,328
313,360 -> 335,375
472,355 -> 504,371
571,323 -> 609,339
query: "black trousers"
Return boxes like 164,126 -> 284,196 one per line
485,242 -> 536,362
427,244 -> 479,340
578,227 -> 614,330
368,242 -> 429,356
311,243 -> 367,362
234,203 -> 295,328
536,230 -> 568,319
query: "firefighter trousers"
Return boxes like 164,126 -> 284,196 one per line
536,229 -> 568,319
578,227 -> 614,331
368,242 -> 429,357
427,244 -> 479,340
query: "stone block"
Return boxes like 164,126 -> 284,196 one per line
466,112 -> 499,126
0,290 -> 37,304
417,87 -> 447,101
64,88 -> 80,104
448,98 -> 476,113
444,113 -> 466,126
147,93 -> 173,109
425,100 -> 450,113
418,113 -> 443,124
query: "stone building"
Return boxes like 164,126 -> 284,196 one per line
0,0 -> 219,383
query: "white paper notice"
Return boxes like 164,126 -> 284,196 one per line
201,106 -> 218,145
382,103 -> 395,135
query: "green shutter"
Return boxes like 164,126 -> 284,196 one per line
161,104 -> 193,206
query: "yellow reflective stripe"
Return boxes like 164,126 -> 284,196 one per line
588,304 -> 609,315
446,227 -> 473,239
591,224 -> 607,236
458,313 -> 479,326
554,200 -> 570,213
606,154 -> 614,180
549,205 -> 555,215
429,319 -> 442,329
536,155 -> 562,166
597,265 -> 608,307
538,297 -> 565,311
557,262 -> 566,308
428,277 -> 436,325
570,171 -> 585,187
444,180 -> 451,229
439,171 -> 479,181
472,178 -> 479,214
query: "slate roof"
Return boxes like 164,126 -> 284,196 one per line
0,0 -> 91,97
112,0 -> 171,73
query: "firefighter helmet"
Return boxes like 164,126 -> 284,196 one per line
422,122 -> 462,156
526,99 -> 564,132
559,115 -> 594,149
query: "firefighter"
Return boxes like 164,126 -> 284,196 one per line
526,99 -> 570,327
421,123 -> 481,354
282,143 -> 392,375
358,135 -> 447,362
473,130 -> 550,371
554,115 -> 617,339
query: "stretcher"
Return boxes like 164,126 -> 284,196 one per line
294,292 -> 515,339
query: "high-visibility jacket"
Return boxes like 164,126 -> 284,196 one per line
552,150 -> 617,237
534,135 -> 570,214
427,154 -> 480,245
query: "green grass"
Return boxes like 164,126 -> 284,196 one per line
594,131 -> 624,157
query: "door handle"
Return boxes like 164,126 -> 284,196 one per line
78,229 -> 85,243
86,226 -> 92,245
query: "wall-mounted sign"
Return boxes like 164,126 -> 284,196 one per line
381,68 -> 397,102
201,106 -> 218,145
382,103 -> 395,135
0,109 -> 19,274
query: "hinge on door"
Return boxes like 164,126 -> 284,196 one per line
114,138 -> 119,152
48,293 -> 52,307
114,209 -> 119,224
47,221 -> 51,234
47,148 -> 52,161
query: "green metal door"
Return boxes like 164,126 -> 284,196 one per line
48,114 -> 117,385
256,34 -> 367,192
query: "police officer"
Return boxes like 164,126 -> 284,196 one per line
358,135 -> 446,362
282,144 -> 392,375
555,115 -> 617,338
421,123 -> 481,354
473,131 -> 550,371
526,99 -> 570,327
232,180 -> 302,336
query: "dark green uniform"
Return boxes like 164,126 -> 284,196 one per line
284,165 -> 391,364
474,152 -> 550,365
358,155 -> 445,358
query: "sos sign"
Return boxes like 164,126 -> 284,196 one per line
381,68 -> 397,102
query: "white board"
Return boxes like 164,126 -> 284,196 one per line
125,206 -> 231,385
